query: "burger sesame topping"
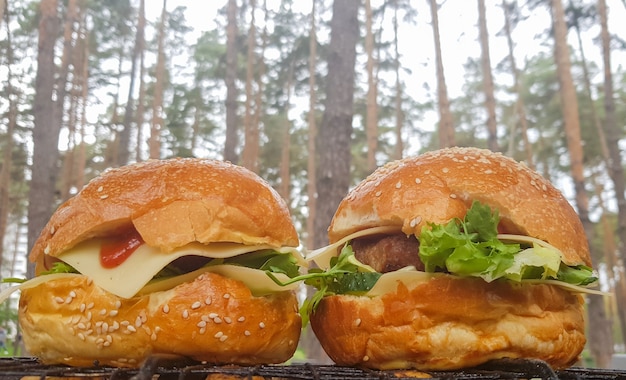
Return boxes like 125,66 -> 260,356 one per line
162,304 -> 170,313
224,317 -> 232,324
182,310 -> 189,319
191,301 -> 202,310
238,316 -> 246,322
223,293 -> 231,299
126,325 -> 137,333
259,322 -> 266,329
415,178 -> 421,184
54,296 -> 64,304
220,335 -> 228,342
109,310 -> 119,317
395,181 -> 402,189
354,318 -> 362,327
205,297 -> 212,305
80,303 -> 86,313
197,321 -> 207,328
99,309 -> 107,316
214,331 -> 224,338
214,317 -> 223,324
244,330 -> 251,336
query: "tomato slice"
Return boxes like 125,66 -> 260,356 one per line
100,230 -> 144,268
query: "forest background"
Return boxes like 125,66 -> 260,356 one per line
1,0 -> 626,368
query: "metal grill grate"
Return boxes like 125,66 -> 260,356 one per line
1,357 -> 626,380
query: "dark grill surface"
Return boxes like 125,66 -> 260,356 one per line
1,357 -> 626,380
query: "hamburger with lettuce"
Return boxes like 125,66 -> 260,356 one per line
275,147 -> 598,371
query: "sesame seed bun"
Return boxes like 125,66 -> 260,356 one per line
21,158 -> 301,366
311,147 -> 590,370
31,158 -> 299,269
19,272 -> 301,367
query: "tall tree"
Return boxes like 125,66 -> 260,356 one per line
428,0 -> 455,148
28,0 -> 61,277
149,0 -> 167,159
224,0 -> 239,163
365,0 -> 378,172
306,0 -> 318,250
478,0 -> 498,151
551,0 -> 613,367
241,0 -> 259,172
314,0 -> 360,249
392,0 -> 404,160
0,4 -> 17,271
599,0 -> 626,343
118,0 -> 144,165
502,0 -> 533,167
135,0 -> 147,162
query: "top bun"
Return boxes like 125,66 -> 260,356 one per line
329,147 -> 590,267
31,158 -> 299,269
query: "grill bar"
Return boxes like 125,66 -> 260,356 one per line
1,357 -> 625,380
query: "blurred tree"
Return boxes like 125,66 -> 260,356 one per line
478,0 -> 498,151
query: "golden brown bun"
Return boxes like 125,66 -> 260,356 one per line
329,147 -> 590,266
310,275 -> 585,370
30,158 -> 299,272
19,272 -> 301,367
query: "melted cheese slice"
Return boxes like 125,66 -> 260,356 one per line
58,240 -> 303,299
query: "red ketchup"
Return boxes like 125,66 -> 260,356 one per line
100,230 -> 144,268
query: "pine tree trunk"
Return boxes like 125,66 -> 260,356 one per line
241,0 -> 258,172
392,1 -> 403,160
149,0 -> 167,160
551,0 -> 613,367
310,0 -> 360,364
306,0 -> 318,250
599,0 -> 626,348
502,0 -> 533,167
28,0 -> 60,277
365,0 -> 378,172
478,0 -> 498,152
279,62 -> 294,204
252,0 -> 268,172
224,0 -> 239,163
135,0 -> 146,162
428,0 -> 455,148
0,12 -> 17,270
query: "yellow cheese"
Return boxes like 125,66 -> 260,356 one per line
58,240 -> 303,299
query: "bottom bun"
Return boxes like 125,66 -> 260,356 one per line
19,273 -> 301,367
310,275 -> 585,370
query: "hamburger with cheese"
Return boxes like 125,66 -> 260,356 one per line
291,147 -> 598,370
2,158 -> 304,367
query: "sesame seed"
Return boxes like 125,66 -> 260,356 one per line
449,193 -> 457,199
214,331 -> 224,338
85,312 -> 92,321
135,316 -> 143,327
109,310 -> 119,317
442,168 -> 449,173
162,304 -> 170,314
120,321 -> 130,326
259,322 -> 266,329
224,317 -> 232,324
103,341 -> 111,347
77,323 -> 86,330
54,297 -> 64,304
78,333 -> 85,341
100,309 -> 107,316
182,310 -> 189,319
44,245 -> 51,255
95,338 -> 104,345
363,355 -> 370,362
102,322 -> 109,332
244,330 -> 251,336
112,321 -> 119,330
354,318 -> 362,327
127,326 -> 137,333
237,317 -> 246,322
191,301 -> 202,310
395,181 -> 402,189
201,315 -> 210,322
220,335 -> 228,342
214,317 -> 223,324
80,303 -> 86,313
151,332 -> 157,341
85,329 -> 93,336
114,301 -> 122,309
69,291 -> 77,298
197,321 -> 207,328
209,313 -> 218,319
50,226 -> 56,235
65,296 -> 73,304
87,302 -> 95,309
375,191 -> 382,197
97,186 -> 103,192
223,293 -> 231,299
205,297 -> 212,305
106,335 -> 112,343
414,178 -> 421,184
100,195 -> 109,199
199,328 -> 206,335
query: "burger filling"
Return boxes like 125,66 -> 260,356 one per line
271,201 -> 599,323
